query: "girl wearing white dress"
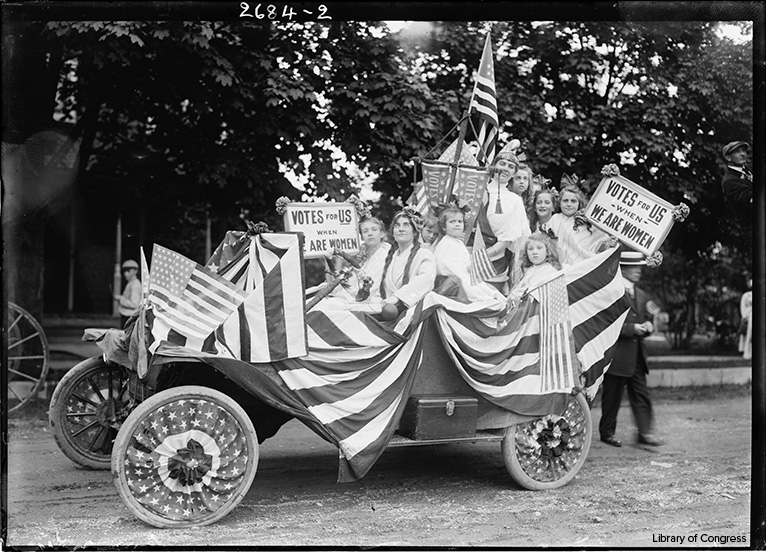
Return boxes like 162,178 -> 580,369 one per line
546,185 -> 612,265
432,205 -> 505,304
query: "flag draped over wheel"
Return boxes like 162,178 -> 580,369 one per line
469,33 -> 499,165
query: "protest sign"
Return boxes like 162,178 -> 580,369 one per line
283,202 -> 359,259
584,175 -> 675,255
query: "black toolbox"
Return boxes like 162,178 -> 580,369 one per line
398,395 -> 478,440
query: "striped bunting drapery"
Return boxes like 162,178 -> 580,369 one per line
565,246 -> 632,397
434,246 -> 630,409
147,245 -> 628,482
213,233 -> 307,362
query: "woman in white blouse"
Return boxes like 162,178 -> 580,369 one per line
379,208 -> 436,319
474,147 -> 530,293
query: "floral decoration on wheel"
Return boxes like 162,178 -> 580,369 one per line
121,398 -> 250,521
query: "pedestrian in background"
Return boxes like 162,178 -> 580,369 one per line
720,141 -> 753,252
115,259 -> 141,327
599,250 -> 663,448
738,277 -> 752,360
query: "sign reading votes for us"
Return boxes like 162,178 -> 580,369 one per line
584,175 -> 675,256
283,202 -> 359,259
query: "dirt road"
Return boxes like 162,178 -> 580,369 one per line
4,385 -> 752,548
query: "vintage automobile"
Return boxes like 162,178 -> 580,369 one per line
48,227 -> 628,529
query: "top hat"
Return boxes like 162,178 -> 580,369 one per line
722,141 -> 749,158
121,259 -> 139,270
619,250 -> 646,266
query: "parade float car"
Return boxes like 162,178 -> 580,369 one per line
48,222 -> 631,528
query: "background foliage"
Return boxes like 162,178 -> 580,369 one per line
2,17 -> 754,350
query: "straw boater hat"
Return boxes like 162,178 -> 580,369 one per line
619,250 -> 647,266
121,259 -> 139,270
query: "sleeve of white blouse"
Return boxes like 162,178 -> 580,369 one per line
487,191 -> 528,246
393,249 -> 437,307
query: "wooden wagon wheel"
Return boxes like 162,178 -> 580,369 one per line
49,357 -> 131,469
7,302 -> 50,414
112,385 -> 259,528
502,392 -> 592,490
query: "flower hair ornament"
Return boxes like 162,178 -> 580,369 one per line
399,206 -> 425,232
345,194 -> 372,221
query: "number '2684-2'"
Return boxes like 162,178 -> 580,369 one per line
240,3 -> 330,20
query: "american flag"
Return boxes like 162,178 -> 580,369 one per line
469,228 -> 496,285
206,230 -> 251,290
151,247 -> 628,482
469,33 -> 499,165
535,274 -> 577,393
406,181 -> 429,216
433,246 -> 629,412
121,397 -> 252,521
213,233 -> 307,362
148,245 -> 247,351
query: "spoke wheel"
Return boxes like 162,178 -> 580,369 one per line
7,302 -> 50,413
502,393 -> 592,490
112,385 -> 259,528
49,357 -> 131,469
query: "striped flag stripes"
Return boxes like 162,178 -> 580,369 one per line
213,233 -> 307,362
406,180 -> 430,215
469,34 -> 499,165
147,244 -> 628,482
469,228 -> 497,285
148,244 -> 247,351
536,275 -> 577,393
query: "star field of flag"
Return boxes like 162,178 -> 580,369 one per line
148,244 -> 247,349
122,398 -> 250,521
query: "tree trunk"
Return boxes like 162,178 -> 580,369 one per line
3,213 -> 46,321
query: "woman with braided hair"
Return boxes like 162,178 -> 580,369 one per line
378,207 -> 436,320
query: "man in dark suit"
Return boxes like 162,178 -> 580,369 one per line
720,141 -> 753,247
599,250 -> 663,447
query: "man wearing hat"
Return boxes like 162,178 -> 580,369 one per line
599,249 -> 663,447
115,259 -> 141,327
720,141 -> 753,244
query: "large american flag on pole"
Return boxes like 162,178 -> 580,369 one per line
147,245 -> 247,352
469,33 -> 499,165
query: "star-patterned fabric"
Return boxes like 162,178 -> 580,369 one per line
122,398 -> 250,521
148,244 -> 247,350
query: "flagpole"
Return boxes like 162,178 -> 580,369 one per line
445,111 -> 470,201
